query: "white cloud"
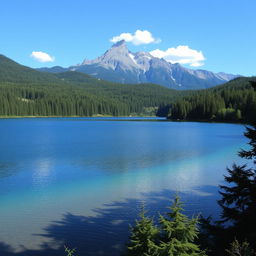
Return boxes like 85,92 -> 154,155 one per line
150,45 -> 205,67
110,30 -> 160,45
30,51 -> 55,63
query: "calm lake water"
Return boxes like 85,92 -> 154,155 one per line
0,118 -> 247,256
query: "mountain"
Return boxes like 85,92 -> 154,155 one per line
38,40 -> 239,90
0,54 -> 62,84
0,53 -> 254,120
37,66 -> 68,73
0,53 -> 186,117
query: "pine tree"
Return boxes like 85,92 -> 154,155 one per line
158,196 -> 206,256
127,206 -> 159,256
218,164 -> 256,226
201,87 -> 256,254
239,124 -> 256,164
217,122 -> 256,247
226,239 -> 255,256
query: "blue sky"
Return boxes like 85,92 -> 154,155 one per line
1,0 -> 255,76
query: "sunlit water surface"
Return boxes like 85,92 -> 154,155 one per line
0,118 -> 247,255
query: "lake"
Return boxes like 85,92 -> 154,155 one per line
0,118 -> 247,256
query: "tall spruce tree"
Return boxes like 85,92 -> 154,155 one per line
127,206 -> 159,256
239,124 -> 256,164
217,82 -> 256,247
201,81 -> 256,255
158,196 -> 206,256
217,125 -> 256,248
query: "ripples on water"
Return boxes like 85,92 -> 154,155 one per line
0,118 -> 246,255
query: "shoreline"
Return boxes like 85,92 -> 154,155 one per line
167,118 -> 248,125
0,115 -> 162,119
0,115 -> 248,125
0,115 -> 250,125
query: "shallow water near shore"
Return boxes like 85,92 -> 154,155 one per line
0,118 -> 247,255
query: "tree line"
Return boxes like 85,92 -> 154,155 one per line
1,54 -> 256,121
0,54 -> 184,117
0,83 -> 130,116
0,75 -> 184,117
124,83 -> 256,256
157,78 -> 256,123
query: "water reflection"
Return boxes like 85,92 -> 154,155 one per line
32,159 -> 54,187
0,118 -> 246,253
0,187 -> 219,256
0,163 -> 18,179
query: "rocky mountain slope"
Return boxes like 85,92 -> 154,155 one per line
38,40 -> 239,90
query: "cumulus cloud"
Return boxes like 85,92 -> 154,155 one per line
30,51 -> 55,63
150,45 -> 205,67
110,30 -> 160,45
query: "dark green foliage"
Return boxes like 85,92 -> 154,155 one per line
218,124 -> 256,248
0,55 -> 61,84
160,77 -> 256,123
200,123 -> 256,255
218,164 -> 256,245
0,55 -> 185,117
1,54 -> 255,120
169,93 -> 225,120
0,83 -> 131,117
216,108 -> 242,121
158,196 -> 206,256
249,81 -> 256,91
127,206 -> 159,256
219,164 -> 256,224
64,246 -> 77,256
127,197 -> 206,256
239,125 -> 256,163
226,239 -> 255,256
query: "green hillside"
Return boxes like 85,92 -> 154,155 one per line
157,77 -> 256,123
0,54 -> 255,120
0,55 -> 183,117
0,55 -> 62,84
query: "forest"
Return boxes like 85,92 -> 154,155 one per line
157,78 -> 256,123
1,54 -> 256,123
1,55 -> 256,256
0,54 -> 184,117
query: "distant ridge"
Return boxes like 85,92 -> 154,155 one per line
0,53 -> 186,117
37,40 -> 239,90
0,54 -> 61,84
0,53 -> 254,120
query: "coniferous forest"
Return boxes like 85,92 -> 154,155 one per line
1,54 -> 256,123
0,55 -> 183,117
2,1 -> 256,256
157,78 -> 256,123
1,55 -> 256,256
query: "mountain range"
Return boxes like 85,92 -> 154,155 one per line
0,52 -> 254,121
0,53 -> 187,117
38,40 -> 239,90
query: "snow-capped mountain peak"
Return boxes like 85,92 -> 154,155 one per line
40,40 -> 240,90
